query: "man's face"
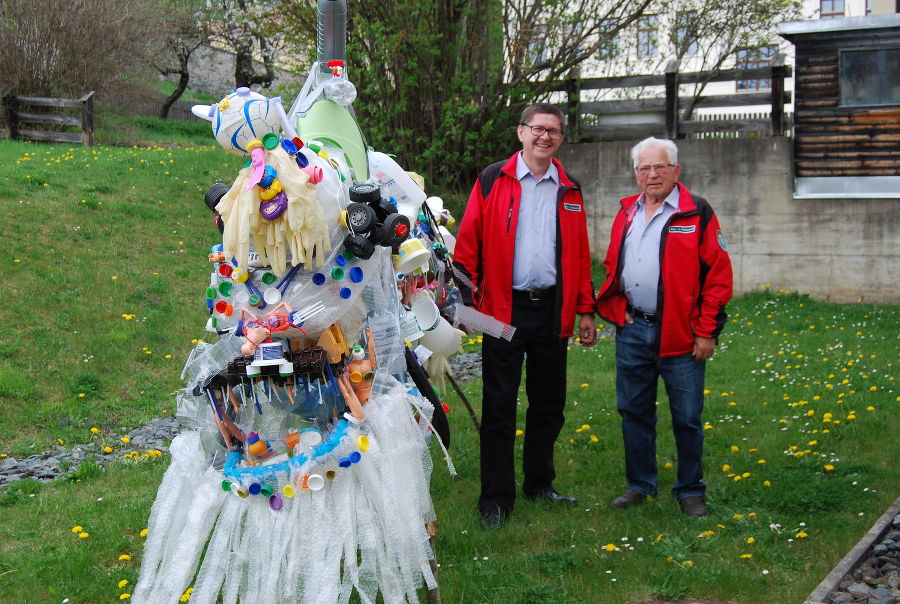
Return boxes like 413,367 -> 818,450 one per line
518,113 -> 564,165
635,145 -> 681,202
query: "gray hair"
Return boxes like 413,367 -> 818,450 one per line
631,137 -> 678,168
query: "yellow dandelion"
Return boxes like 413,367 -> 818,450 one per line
683,560 -> 694,568
121,436 -> 130,443
79,532 -> 89,538
740,553 -> 753,559
824,464 -> 835,471
78,393 -> 86,398
866,406 -> 875,411
580,383 -> 589,388
120,595 -> 131,600
763,480 -> 772,487
104,446 -> 113,453
140,528 -> 149,537
664,462 -> 672,469
71,525 -> 83,533
515,429 -> 524,436
590,435 -> 599,443
118,579 -> 129,588
730,445 -> 739,453
604,543 -> 616,551
119,554 -> 131,561
758,459 -> 766,464
722,464 -> 731,472
732,514 -> 744,519
746,537 -> 755,544
90,427 -> 99,434
656,533 -> 664,541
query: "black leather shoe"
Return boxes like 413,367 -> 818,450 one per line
679,496 -> 708,517
611,489 -> 647,509
524,488 -> 578,505
480,506 -> 508,530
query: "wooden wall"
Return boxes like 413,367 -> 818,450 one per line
791,26 -> 900,177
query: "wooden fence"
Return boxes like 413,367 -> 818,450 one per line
550,57 -> 792,142
2,92 -> 94,145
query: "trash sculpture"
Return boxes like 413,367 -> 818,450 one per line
129,1 -> 509,601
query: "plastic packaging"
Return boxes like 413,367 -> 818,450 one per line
450,303 -> 516,341
367,150 -> 426,207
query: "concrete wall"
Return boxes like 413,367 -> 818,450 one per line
558,138 -> 900,303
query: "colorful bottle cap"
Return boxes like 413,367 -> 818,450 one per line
260,485 -> 274,497
224,303 -> 234,317
291,137 -> 304,149
299,428 -> 322,446
349,451 -> 362,464
295,153 -> 309,168
357,435 -> 370,451
262,132 -> 280,150
307,474 -> 325,491
339,287 -> 352,299
259,179 -> 282,200
326,469 -> 336,480
282,484 -> 296,498
261,272 -> 276,285
221,480 -> 233,492
339,457 -> 352,468
234,289 -> 250,305
218,281 -> 233,297
342,248 -> 355,260
263,287 -> 281,305
349,266 -> 364,283
259,165 -> 277,188
246,139 -> 263,152
235,486 -> 249,498
232,269 -> 249,283
334,254 -> 347,267
206,287 -> 217,300
269,494 -> 283,510
281,139 -> 298,155
307,142 -> 321,153
331,267 -> 344,280
218,263 -> 233,278
215,300 -> 228,314
248,482 -> 262,496
248,294 -> 261,307
312,272 -> 326,286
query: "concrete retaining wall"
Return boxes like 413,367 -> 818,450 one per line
558,137 -> 900,303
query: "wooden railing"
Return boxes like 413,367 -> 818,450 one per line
2,91 -> 95,145
549,58 -> 791,142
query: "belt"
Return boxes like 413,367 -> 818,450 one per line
627,304 -> 657,323
513,286 -> 556,301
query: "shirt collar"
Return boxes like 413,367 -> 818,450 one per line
638,184 -> 680,210
516,152 -> 558,184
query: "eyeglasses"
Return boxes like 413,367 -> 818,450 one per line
635,163 -> 675,175
520,123 -> 564,140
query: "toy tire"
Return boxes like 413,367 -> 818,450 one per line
372,197 -> 397,221
343,233 -> 376,260
204,183 -> 230,213
345,202 -> 376,234
348,182 -> 381,205
379,214 -> 411,247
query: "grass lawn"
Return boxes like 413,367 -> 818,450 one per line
0,135 -> 897,603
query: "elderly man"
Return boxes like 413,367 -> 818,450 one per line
595,137 -> 732,517
453,103 -> 596,530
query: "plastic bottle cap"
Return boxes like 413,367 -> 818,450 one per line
262,133 -> 280,150
225,303 -> 234,317
281,139 -> 298,155
312,272 -> 326,286
218,264 -> 233,278
263,288 -> 281,305
282,485 -> 296,498
334,254 -> 347,267
357,435 -> 370,452
349,266 -> 364,283
326,469 -> 336,480
269,494 -> 283,511
232,269 -> 249,283
308,143 -> 321,153
296,153 -> 309,169
331,267 -> 344,280
260,485 -> 274,497
291,137 -> 304,149
349,451 -> 362,464
234,290 -> 250,305
339,457 -> 352,468
215,300 -> 228,313
235,486 -> 249,498
343,249 -> 355,260
307,474 -> 325,491
206,287 -> 217,300
218,281 -> 233,297
221,480 -> 233,492
249,482 -> 262,496
339,287 -> 352,300
248,294 -> 261,307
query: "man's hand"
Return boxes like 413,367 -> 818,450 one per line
692,336 -> 716,361
578,314 -> 596,347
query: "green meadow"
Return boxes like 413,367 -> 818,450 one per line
0,130 -> 897,603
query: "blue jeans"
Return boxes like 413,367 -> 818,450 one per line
615,317 -> 706,500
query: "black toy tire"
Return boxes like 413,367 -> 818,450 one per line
345,202 -> 376,234
379,214 -> 411,248
348,182 -> 382,205
343,233 -> 376,260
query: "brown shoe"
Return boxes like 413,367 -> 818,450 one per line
679,496 -> 708,517
611,489 -> 646,509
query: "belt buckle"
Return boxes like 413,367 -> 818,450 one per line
528,290 -> 541,301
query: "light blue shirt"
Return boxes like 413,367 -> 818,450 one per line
621,185 -> 680,314
512,153 -> 558,290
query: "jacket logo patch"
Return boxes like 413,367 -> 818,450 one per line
563,203 -> 581,212
717,230 -> 728,251
668,225 -> 696,233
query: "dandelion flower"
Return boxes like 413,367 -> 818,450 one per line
795,531 -> 808,539
515,429 -> 524,436
722,464 -> 731,472
120,595 -> 131,600
140,529 -> 148,537
730,445 -> 740,453
118,579 -> 129,588
604,543 -> 616,551
824,464 -> 835,471
740,553 -> 753,559
71,525 -> 83,533
104,446 -> 113,453
121,436 -> 130,443
746,537 -> 755,544
758,459 -> 766,464
763,480 -> 772,487
119,554 -> 131,561
682,560 -> 694,568
79,532 -> 89,538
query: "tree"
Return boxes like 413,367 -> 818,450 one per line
154,2 -> 211,119
206,0 -> 283,89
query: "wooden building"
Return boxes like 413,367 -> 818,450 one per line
779,14 -> 900,198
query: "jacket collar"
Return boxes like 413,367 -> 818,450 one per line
621,181 -> 696,214
501,152 -> 576,188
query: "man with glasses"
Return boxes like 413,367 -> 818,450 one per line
453,103 -> 597,530
595,137 -> 732,517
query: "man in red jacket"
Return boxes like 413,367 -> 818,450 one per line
595,137 -> 733,517
453,103 -> 596,530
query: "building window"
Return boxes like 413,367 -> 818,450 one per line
674,11 -> 699,56
840,49 -> 900,106
637,15 -> 658,58
820,0 -> 844,18
598,18 -> 619,59
736,45 -> 778,91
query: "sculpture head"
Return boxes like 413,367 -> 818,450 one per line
192,87 -> 283,156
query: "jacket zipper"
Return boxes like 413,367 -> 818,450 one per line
506,196 -> 514,232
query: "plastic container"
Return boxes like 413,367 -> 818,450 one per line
419,317 -> 464,357
410,293 -> 440,332
367,150 -> 426,207
394,238 -> 430,275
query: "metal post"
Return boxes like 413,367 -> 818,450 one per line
770,54 -> 786,136
665,59 -> 680,139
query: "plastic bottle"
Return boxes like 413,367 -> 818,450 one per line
367,150 -> 426,207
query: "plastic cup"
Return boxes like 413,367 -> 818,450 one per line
263,287 -> 281,305
419,317 -> 464,357
411,294 -> 440,332
394,238 -> 430,275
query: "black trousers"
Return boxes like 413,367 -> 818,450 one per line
478,289 -> 568,515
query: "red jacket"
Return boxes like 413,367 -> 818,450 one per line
452,153 -> 595,339
595,183 -> 733,357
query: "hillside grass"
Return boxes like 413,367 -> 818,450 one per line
0,133 -> 897,603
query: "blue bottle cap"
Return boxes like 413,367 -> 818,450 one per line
349,451 -> 362,464
281,139 -> 298,155
312,272 -> 326,286
334,254 -> 347,267
339,457 -> 352,468
349,266 -> 364,283
339,287 -> 352,299
295,153 -> 309,168
249,482 -> 262,496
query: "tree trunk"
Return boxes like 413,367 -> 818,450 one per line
160,68 -> 190,120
